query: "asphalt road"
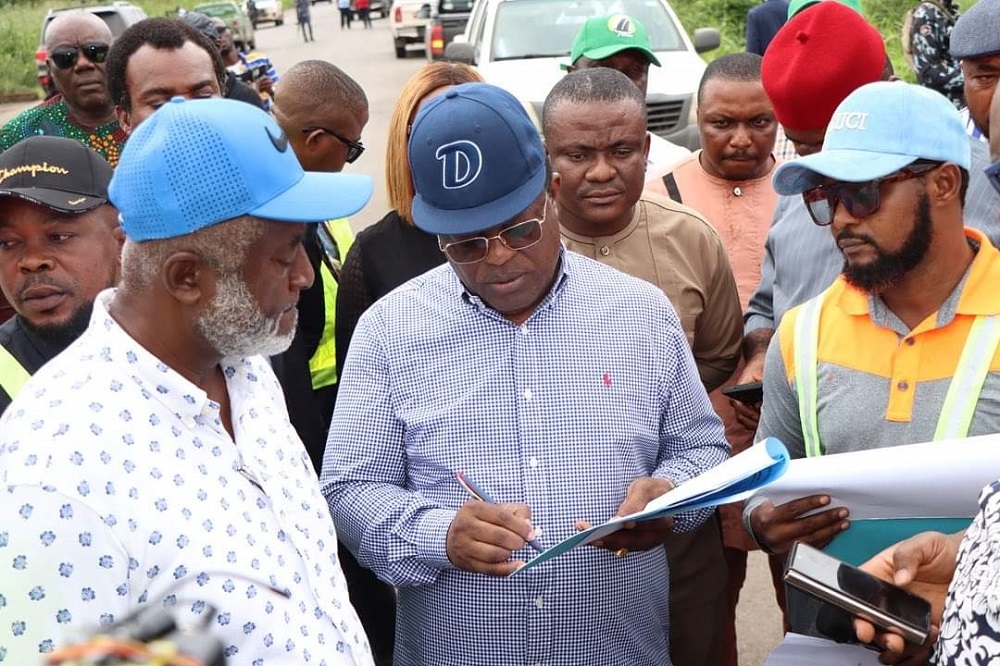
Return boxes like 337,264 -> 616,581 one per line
0,9 -> 787,661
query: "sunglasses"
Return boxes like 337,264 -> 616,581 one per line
48,42 -> 110,70
801,162 -> 941,226
438,214 -> 546,264
302,127 -> 365,163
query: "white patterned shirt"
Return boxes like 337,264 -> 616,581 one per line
323,251 -> 730,666
0,290 -> 373,666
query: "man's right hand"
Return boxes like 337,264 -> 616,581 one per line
750,494 -> 849,554
446,500 -> 536,576
732,354 -> 764,430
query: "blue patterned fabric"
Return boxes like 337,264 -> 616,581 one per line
0,290 -> 372,665
322,250 -> 730,666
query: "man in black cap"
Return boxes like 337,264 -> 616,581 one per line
0,135 -> 123,415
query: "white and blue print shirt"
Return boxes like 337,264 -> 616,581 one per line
322,251 -> 730,666
0,290 -> 372,665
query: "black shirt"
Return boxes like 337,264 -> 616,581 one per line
225,73 -> 267,110
0,316 -> 74,415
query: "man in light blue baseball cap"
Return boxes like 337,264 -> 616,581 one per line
0,95 -> 377,666
323,81 -> 731,665
746,81 -> 1000,650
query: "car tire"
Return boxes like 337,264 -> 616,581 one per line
394,38 -> 407,58
276,18 -> 283,25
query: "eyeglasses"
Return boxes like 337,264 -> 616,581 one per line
438,212 -> 546,264
302,127 -> 365,163
48,43 -> 110,70
801,162 -> 941,226
986,160 -> 1000,197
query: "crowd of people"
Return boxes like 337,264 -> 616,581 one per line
3,0 -> 1000,664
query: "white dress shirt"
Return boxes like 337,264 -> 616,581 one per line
0,290 -> 372,666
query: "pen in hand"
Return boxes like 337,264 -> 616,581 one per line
455,472 -> 546,553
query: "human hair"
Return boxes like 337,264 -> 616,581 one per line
385,62 -> 483,225
541,68 -> 645,137
106,18 -> 227,111
697,52 -> 763,105
120,216 -> 265,289
277,60 -> 368,119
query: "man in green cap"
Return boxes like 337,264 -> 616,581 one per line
566,14 -> 690,175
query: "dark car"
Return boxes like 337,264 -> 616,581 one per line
36,2 -> 148,98
424,0 -> 473,60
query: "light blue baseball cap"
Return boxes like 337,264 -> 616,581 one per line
110,97 -> 373,241
773,81 -> 970,195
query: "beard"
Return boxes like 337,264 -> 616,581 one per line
21,301 -> 94,346
194,272 -> 296,358
841,192 -> 933,293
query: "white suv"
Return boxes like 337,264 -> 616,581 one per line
446,0 -> 719,149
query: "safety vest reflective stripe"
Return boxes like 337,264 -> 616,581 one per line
308,218 -> 355,390
0,343 -> 31,401
934,315 -> 1000,440
794,291 -> 1000,456
793,292 -> 825,458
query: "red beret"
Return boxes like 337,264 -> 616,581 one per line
762,2 -> 886,132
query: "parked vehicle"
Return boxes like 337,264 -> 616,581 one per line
389,0 -> 431,58
194,1 -> 255,48
425,0 -> 474,61
445,0 -> 719,149
252,0 -> 285,25
36,1 -> 148,97
370,0 -> 388,17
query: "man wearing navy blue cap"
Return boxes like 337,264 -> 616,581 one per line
0,97 -> 376,666
742,81 -> 1000,635
322,82 -> 729,665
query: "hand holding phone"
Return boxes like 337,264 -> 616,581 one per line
785,542 -> 932,646
722,380 -> 763,405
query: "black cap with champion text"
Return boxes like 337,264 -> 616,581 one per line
0,136 -> 112,214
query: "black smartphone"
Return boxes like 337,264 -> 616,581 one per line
239,64 -> 269,83
784,542 -> 932,646
721,380 -> 763,405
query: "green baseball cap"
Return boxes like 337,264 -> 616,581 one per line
569,14 -> 661,67
787,0 -> 863,19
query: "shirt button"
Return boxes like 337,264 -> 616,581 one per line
520,323 -> 529,335
534,596 -> 545,609
599,245 -> 611,256
897,380 -> 909,391
524,388 -> 533,401
529,456 -> 539,468
904,338 -> 915,346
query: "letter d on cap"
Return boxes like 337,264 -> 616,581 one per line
436,140 -> 482,190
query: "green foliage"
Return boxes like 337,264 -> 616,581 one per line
672,0 -> 975,84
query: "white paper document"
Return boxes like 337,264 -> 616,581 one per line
510,437 -> 789,575
765,633 -> 881,666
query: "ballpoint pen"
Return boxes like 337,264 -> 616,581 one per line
455,471 -> 546,552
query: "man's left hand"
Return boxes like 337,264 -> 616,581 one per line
576,477 -> 675,554
255,75 -> 274,95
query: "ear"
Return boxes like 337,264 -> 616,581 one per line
927,163 -> 962,205
550,170 -> 561,200
642,131 -> 651,161
115,105 -> 132,136
161,251 -> 213,308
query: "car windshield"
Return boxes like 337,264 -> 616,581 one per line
439,0 -> 475,14
196,3 -> 238,16
490,0 -> 684,61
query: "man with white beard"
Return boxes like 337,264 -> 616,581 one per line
0,97 -> 376,665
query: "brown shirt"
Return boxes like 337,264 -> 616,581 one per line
561,193 -> 743,393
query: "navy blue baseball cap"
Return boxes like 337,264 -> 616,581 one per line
408,83 -> 546,236
109,97 -> 373,241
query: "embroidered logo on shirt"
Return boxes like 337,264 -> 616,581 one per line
602,372 -> 612,388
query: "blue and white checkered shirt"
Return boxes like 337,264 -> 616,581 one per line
322,250 -> 729,666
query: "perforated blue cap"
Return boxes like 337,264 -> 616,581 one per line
109,97 -> 372,241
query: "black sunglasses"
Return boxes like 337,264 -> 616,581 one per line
801,162 -> 942,226
302,127 -> 365,163
49,42 -> 110,70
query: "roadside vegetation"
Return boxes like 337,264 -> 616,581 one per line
0,0 -> 971,97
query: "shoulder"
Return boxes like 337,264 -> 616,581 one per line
562,251 -> 672,311
638,193 -> 725,244
355,210 -> 408,245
